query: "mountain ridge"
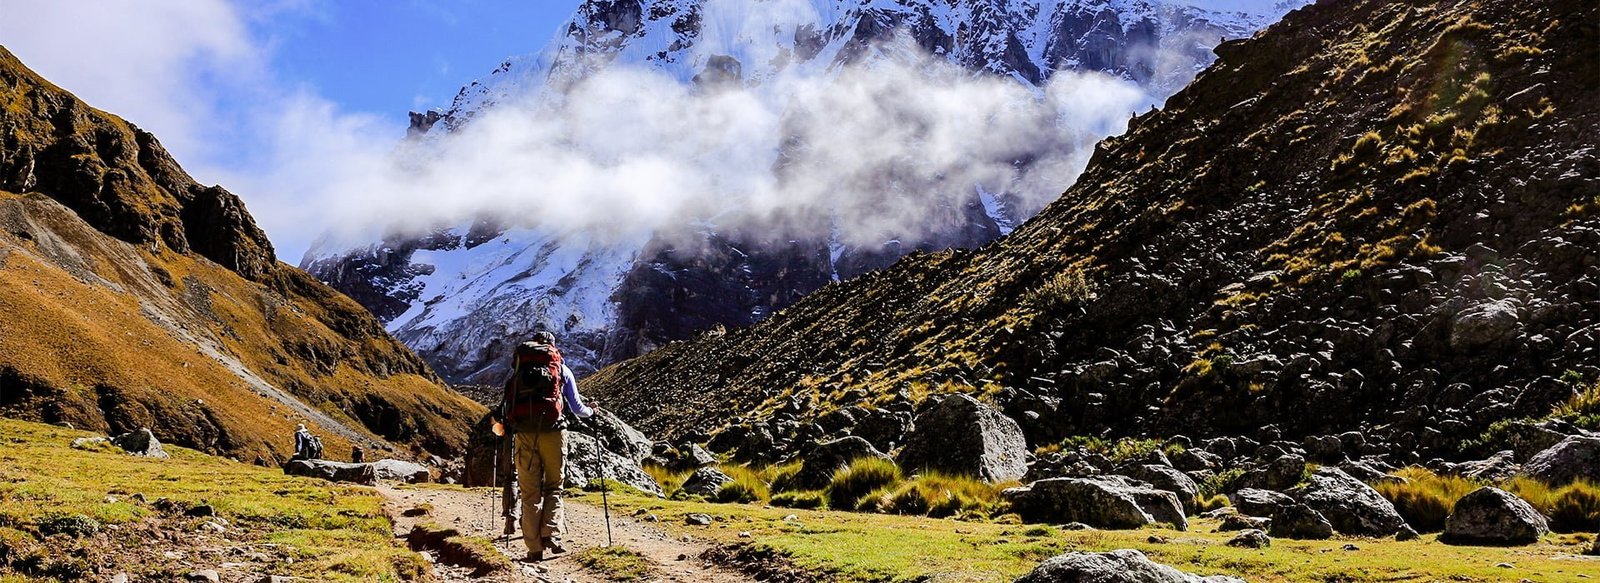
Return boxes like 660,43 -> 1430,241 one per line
582,0 -> 1599,460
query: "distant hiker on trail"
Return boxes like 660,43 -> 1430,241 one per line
292,423 -> 323,460
501,330 -> 594,562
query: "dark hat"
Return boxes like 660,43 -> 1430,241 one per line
531,330 -> 557,345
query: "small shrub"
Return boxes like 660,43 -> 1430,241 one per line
1546,481 -> 1600,533
1024,266 -> 1097,312
881,472 -> 1007,518
826,458 -> 903,510
35,514 -> 100,538
1373,468 -> 1477,532
1021,525 -> 1053,537
1199,468 -> 1245,499
765,461 -> 805,494
1553,380 -> 1600,430
714,465 -> 771,504
771,490 -> 827,510
1195,494 -> 1231,513
643,463 -> 690,498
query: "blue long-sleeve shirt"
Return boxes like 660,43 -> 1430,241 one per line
559,363 -> 595,418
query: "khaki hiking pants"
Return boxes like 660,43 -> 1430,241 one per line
514,429 -> 565,552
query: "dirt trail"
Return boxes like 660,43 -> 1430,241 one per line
379,484 -> 759,583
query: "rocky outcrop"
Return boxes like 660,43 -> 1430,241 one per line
680,467 -> 735,498
896,395 -> 1027,483
371,459 -> 431,483
1003,476 -> 1187,531
564,432 -> 662,496
1293,468 -> 1415,539
1015,549 -> 1245,583
1523,435 -> 1600,486
283,460 -> 379,485
1441,487 -> 1549,546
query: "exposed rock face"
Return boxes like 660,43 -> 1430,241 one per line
283,460 -> 379,485
1003,476 -> 1187,530
304,0 -> 1306,384
679,467 -> 735,498
1267,503 -> 1333,540
111,428 -> 168,459
1523,435 -> 1600,486
791,436 -> 889,491
1293,468 -> 1415,539
1122,464 -> 1200,513
1441,487 -> 1550,546
564,432 -> 662,496
574,408 -> 654,463
896,395 -> 1028,482
583,0 -> 1600,460
371,459 -> 432,483
1015,549 -> 1245,583
1229,488 -> 1293,518
0,47 -> 483,463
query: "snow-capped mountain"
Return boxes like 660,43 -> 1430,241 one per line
302,0 -> 1309,384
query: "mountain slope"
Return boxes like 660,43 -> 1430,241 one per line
303,0 -> 1309,384
0,46 -> 484,463
584,0 -> 1600,458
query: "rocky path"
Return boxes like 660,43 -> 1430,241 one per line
378,484 -> 758,583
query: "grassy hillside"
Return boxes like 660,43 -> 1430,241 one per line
586,0 -> 1600,454
0,46 -> 484,462
576,489 -> 1597,582
0,418 -> 425,582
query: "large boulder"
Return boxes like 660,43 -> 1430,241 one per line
1523,435 -> 1600,486
1003,476 -> 1187,530
1235,454 -> 1307,491
851,409 -> 913,452
1122,465 -> 1200,513
1228,488 -> 1293,518
790,437 -> 889,491
679,467 -> 735,497
1268,503 -> 1333,540
1450,299 -> 1521,350
1455,450 -> 1521,483
111,428 -> 169,459
571,408 -> 654,463
1292,467 -> 1415,538
564,433 -> 663,496
896,395 -> 1027,482
1014,549 -> 1245,583
371,459 -> 431,483
1441,487 -> 1550,546
283,460 -> 377,485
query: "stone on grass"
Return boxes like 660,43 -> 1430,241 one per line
1441,487 -> 1549,546
1292,467 -> 1415,538
1268,503 -> 1333,540
1226,529 -> 1271,548
1229,488 -> 1292,518
680,467 -> 735,498
1014,549 -> 1245,583
897,395 -> 1027,483
283,459 -> 377,485
1003,476 -> 1187,530
1523,435 -> 1600,486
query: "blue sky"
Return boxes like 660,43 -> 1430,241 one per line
263,0 -> 573,121
0,0 -> 579,259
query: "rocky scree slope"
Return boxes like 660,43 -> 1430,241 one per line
584,0 -> 1600,460
303,0 -> 1308,384
0,46 -> 484,463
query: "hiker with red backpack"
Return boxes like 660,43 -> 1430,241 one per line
499,330 -> 594,562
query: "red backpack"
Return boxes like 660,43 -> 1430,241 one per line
504,342 -> 564,431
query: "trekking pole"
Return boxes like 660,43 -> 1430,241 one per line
595,438 -> 613,547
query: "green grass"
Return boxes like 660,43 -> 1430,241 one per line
642,463 -> 690,498
772,490 -> 828,510
0,418 -> 426,582
826,458 -> 903,510
715,464 -> 772,504
869,472 -> 1010,518
1373,467 -> 1480,532
571,490 -> 1599,582
575,546 -> 655,581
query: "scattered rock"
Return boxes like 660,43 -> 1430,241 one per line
1523,435 -> 1600,486
370,459 -> 431,483
686,513 -> 713,526
1293,467 -> 1415,538
1268,504 -> 1334,540
283,459 -> 378,485
1441,487 -> 1550,546
186,570 -> 220,583
680,467 -> 736,497
1218,514 -> 1270,532
1229,488 -> 1293,518
1450,299 -> 1521,350
1226,529 -> 1270,548
1003,476 -> 1187,530
896,395 -> 1028,482
1015,549 -> 1245,583
1236,454 -> 1308,491
1122,464 -> 1201,513
1456,450 -> 1521,483
112,428 -> 170,459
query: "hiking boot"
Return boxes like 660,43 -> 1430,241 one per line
542,537 -> 568,555
520,550 -> 544,563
